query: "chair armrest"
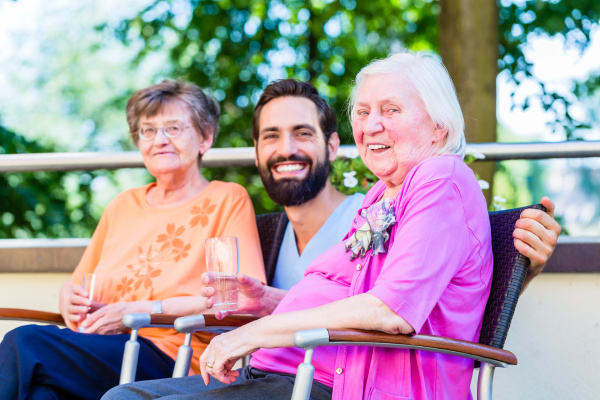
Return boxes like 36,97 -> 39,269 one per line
122,313 -> 183,331
168,314 -> 258,379
294,328 -> 517,368
123,313 -> 259,332
171,314 -> 260,378
174,314 -> 259,334
150,314 -> 179,325
120,313 -> 190,384
120,312 -> 260,383
0,308 -> 65,326
203,314 -> 259,326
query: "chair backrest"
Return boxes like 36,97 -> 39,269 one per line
256,207 -> 539,348
255,212 -> 289,286
479,204 -> 545,349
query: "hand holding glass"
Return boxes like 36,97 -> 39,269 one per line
77,273 -> 108,332
205,237 -> 239,312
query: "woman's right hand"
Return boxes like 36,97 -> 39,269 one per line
59,280 -> 91,331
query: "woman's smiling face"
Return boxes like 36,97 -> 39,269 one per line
138,100 -> 212,179
352,72 -> 447,188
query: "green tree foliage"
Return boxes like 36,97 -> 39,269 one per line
114,0 -> 439,144
499,0 -> 600,138
103,0 -> 599,212
3,0 -> 597,234
114,0 -> 600,143
0,1 -> 168,237
575,72 -> 600,127
110,0 -> 440,211
0,125 -> 102,238
330,154 -> 377,196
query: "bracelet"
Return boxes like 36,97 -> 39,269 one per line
151,300 -> 163,315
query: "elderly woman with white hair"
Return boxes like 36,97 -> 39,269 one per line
105,51 -> 496,400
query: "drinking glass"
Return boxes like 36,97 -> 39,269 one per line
205,236 -> 239,312
77,273 -> 108,332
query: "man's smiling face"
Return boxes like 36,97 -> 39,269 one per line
255,96 -> 332,206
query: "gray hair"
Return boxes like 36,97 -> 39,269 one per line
349,51 -> 466,157
126,80 -> 220,147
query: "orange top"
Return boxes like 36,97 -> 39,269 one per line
72,181 -> 265,374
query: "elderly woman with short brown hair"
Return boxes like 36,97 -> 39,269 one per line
0,80 -> 265,400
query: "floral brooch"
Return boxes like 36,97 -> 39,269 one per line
344,198 -> 396,261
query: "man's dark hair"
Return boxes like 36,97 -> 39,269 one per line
252,79 -> 337,143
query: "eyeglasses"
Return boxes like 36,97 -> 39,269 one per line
138,124 -> 191,141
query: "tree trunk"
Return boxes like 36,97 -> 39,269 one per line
439,0 -> 498,206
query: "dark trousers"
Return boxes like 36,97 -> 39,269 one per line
0,324 -> 176,400
103,366 -> 333,400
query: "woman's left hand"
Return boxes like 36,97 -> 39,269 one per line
199,324 -> 259,385
79,302 -> 131,335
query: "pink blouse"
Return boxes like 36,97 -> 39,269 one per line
251,154 -> 493,400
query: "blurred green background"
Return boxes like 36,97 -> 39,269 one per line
0,0 -> 598,238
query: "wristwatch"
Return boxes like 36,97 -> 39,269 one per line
151,300 -> 163,315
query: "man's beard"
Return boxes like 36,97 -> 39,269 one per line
258,153 -> 330,207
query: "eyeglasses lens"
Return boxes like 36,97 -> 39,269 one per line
139,125 -> 185,140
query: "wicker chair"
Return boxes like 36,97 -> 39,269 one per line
0,212 -> 288,382
256,212 -> 289,285
289,204 -> 544,400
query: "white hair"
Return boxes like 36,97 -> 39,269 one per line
349,51 -> 466,157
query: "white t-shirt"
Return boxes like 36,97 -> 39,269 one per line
271,193 -> 366,290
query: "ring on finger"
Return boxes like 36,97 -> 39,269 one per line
206,362 -> 214,369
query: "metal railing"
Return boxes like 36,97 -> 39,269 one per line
1,141 -> 600,273
1,141 -> 600,173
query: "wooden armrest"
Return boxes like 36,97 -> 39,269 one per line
149,314 -> 179,325
148,314 -> 259,329
0,308 -> 65,326
327,329 -> 517,365
203,314 -> 259,327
